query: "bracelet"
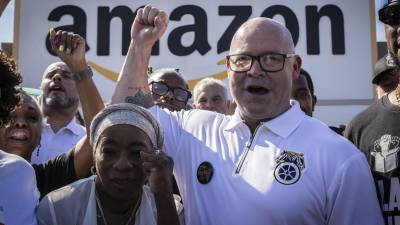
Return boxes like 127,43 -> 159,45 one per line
73,66 -> 93,81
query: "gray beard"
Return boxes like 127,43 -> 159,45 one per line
44,96 -> 77,109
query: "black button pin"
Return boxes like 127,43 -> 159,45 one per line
197,161 -> 214,184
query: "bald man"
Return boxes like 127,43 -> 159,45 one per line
111,5 -> 383,225
31,62 -> 86,164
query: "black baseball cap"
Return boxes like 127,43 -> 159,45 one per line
379,0 -> 400,25
373,55 -> 397,84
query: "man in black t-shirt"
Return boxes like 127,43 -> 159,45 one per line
344,1 -> 400,224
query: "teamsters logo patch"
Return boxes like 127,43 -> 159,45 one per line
274,150 -> 305,185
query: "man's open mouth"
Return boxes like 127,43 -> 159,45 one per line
246,86 -> 270,95
49,84 -> 65,93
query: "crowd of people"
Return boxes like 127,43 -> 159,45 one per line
1,1 -> 400,225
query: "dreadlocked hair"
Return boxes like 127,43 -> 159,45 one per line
0,50 -> 22,125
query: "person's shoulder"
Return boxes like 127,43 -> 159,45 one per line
68,119 -> 86,136
184,109 -> 230,128
344,100 -> 383,138
42,176 -> 93,203
349,100 -> 382,125
0,150 -> 34,175
301,116 -> 340,137
300,117 -> 360,155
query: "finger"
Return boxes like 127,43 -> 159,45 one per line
140,150 -> 163,162
135,8 -> 144,25
60,31 -> 68,52
142,161 -> 161,169
71,34 -> 80,50
55,30 -> 62,50
142,5 -> 152,25
49,28 -> 57,52
147,7 -> 159,25
153,11 -> 169,36
65,32 -> 73,54
142,161 -> 170,176
141,163 -> 157,177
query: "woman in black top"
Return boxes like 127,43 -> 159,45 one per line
0,92 -> 94,198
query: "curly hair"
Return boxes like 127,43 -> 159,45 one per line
0,50 -> 22,125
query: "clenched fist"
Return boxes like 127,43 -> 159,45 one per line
131,5 -> 169,49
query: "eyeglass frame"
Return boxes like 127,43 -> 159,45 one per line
149,81 -> 192,103
226,53 -> 296,73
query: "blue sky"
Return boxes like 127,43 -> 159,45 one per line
0,0 -> 14,43
0,0 -> 389,44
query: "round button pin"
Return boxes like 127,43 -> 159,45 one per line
197,161 -> 214,184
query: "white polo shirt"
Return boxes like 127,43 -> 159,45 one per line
150,101 -> 384,225
0,150 -> 39,225
31,118 -> 85,164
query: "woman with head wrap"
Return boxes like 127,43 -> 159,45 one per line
37,103 -> 180,225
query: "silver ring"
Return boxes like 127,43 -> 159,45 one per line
155,149 -> 161,155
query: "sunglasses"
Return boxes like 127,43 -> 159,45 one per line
150,81 -> 192,103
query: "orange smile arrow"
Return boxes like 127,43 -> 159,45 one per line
87,58 -> 228,90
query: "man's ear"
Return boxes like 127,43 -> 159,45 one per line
228,100 -> 237,115
312,95 -> 317,111
292,56 -> 302,80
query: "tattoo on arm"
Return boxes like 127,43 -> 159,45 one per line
125,90 -> 153,107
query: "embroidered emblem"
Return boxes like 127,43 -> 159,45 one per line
274,150 -> 305,185
370,134 -> 400,173
197,161 -> 214,184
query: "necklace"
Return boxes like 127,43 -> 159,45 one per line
95,190 -> 142,225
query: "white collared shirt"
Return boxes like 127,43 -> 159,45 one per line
31,118 -> 85,164
0,150 -> 39,225
150,100 -> 384,225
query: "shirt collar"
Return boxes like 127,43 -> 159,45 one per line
44,118 -> 84,135
224,109 -> 245,131
224,100 -> 305,138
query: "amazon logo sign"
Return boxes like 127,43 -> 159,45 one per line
16,0 -> 376,117
42,3 -> 346,89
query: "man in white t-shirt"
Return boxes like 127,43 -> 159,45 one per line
31,62 -> 85,164
111,5 -> 384,225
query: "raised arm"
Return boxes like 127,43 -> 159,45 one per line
111,5 -> 169,107
49,29 -> 104,178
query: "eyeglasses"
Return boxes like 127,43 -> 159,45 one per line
150,81 -> 192,102
379,5 -> 400,26
226,53 -> 296,73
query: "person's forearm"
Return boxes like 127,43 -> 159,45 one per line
73,69 -> 104,178
111,41 -> 154,107
73,137 -> 92,178
75,74 -> 104,132
154,191 -> 180,225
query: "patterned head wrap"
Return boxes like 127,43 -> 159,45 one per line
90,103 -> 163,151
